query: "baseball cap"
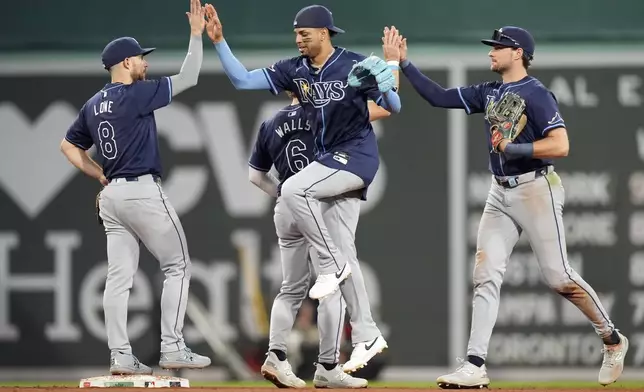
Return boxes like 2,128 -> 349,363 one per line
293,5 -> 345,34
101,37 -> 155,70
481,26 -> 535,60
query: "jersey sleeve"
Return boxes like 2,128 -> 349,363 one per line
131,77 -> 173,115
262,59 -> 294,96
248,122 -> 273,172
456,82 -> 491,114
64,107 -> 93,150
527,88 -> 566,136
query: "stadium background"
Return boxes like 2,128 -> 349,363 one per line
2,0 -> 644,384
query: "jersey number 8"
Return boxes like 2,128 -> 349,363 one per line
98,121 -> 118,160
286,139 -> 309,174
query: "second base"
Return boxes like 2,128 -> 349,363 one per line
79,374 -> 190,388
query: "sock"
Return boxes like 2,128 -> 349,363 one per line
320,362 -> 337,371
603,330 -> 621,346
270,349 -> 287,361
467,355 -> 485,368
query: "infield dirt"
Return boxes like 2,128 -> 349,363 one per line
0,387 -> 636,391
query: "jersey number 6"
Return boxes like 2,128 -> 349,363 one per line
286,139 -> 309,174
97,121 -> 118,160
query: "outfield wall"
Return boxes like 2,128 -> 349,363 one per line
1,46 -> 644,381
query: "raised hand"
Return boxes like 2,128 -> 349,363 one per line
186,0 -> 206,36
400,36 -> 408,62
382,26 -> 402,62
204,3 -> 223,43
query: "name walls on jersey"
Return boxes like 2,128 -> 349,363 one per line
0,230 -> 385,345
0,100 -> 386,220
544,74 -> 644,107
274,113 -> 311,138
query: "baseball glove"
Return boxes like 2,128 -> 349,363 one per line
487,92 -> 528,152
347,55 -> 396,93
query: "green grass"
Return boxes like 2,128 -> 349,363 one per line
1,380 -> 644,389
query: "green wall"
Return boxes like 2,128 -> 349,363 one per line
5,0 -> 644,52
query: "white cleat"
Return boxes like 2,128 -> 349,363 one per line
313,363 -> 368,389
260,352 -> 306,388
599,332 -> 629,386
437,358 -> 490,389
308,263 -> 351,300
342,335 -> 388,373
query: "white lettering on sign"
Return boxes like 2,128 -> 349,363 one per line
558,172 -> 612,206
564,212 -> 617,246
617,74 -> 642,107
632,333 -> 644,365
630,252 -> 644,286
549,76 -> 599,107
488,333 -> 602,365
630,212 -> 644,246
629,172 -> 644,205
0,100 -> 390,220
630,292 -> 644,326
496,293 -> 557,326
0,232 -> 82,342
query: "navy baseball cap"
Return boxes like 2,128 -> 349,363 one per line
481,26 -> 535,60
101,37 -> 155,70
293,5 -> 345,34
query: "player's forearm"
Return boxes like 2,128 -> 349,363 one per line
248,167 -> 279,197
368,100 -> 390,121
60,140 -> 104,180
531,136 -> 569,158
378,90 -> 401,113
504,138 -> 568,159
213,39 -> 270,90
401,59 -> 463,108
170,34 -> 204,97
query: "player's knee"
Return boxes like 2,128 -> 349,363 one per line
545,275 -> 577,295
541,267 -> 576,293
281,174 -> 311,199
162,259 -> 191,280
280,178 -> 302,200
278,282 -> 307,298
471,249 -> 504,287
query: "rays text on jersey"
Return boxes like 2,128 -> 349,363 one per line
293,78 -> 346,108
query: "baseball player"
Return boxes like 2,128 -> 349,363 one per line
399,26 -> 629,388
250,69 -> 397,387
59,0 -> 211,375
205,4 -> 399,374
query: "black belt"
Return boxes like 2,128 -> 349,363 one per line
109,175 -> 161,183
495,167 -> 549,189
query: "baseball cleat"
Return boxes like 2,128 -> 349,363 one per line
260,351 -> 306,388
342,335 -> 388,373
436,358 -> 490,389
159,347 -> 211,370
110,351 -> 153,375
308,264 -> 351,300
313,363 -> 368,388
599,331 -> 629,386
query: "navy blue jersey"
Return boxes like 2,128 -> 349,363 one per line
261,47 -> 383,186
249,104 -> 314,188
64,78 -> 172,180
458,76 -> 565,176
